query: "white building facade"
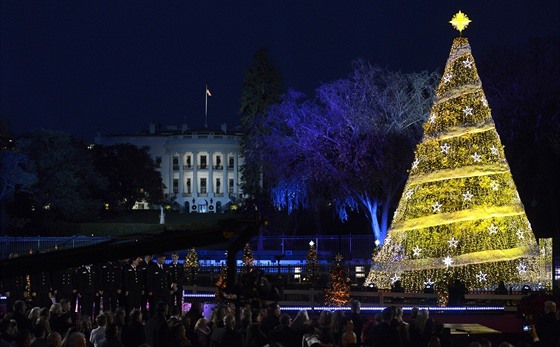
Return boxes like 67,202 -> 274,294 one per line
95,124 -> 245,213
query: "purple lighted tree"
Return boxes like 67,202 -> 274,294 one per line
249,62 -> 438,242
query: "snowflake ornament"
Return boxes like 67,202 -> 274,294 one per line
490,181 -> 500,191
481,96 -> 488,107
424,279 -> 435,287
390,274 -> 401,284
440,143 -> 451,154
447,237 -> 459,249
517,262 -> 527,273
476,271 -> 488,282
488,223 -> 499,235
462,190 -> 473,202
462,106 -> 473,116
412,246 -> 422,257
463,58 -> 474,69
443,73 -> 453,83
432,201 -> 442,213
443,256 -> 454,268
412,158 -> 419,170
405,189 -> 414,200
490,145 -> 499,156
516,229 -> 525,240
429,113 -> 437,123
471,152 -> 482,163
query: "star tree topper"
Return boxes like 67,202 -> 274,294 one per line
450,11 -> 471,35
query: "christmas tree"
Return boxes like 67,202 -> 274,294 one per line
242,243 -> 255,274
364,12 -> 540,293
184,248 -> 200,285
304,241 -> 319,283
325,254 -> 351,306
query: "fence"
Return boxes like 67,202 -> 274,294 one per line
0,234 -> 377,262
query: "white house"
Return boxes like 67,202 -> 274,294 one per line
95,123 -> 245,213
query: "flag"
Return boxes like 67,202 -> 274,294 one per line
206,87 -> 212,97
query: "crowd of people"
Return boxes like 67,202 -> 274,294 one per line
2,296 -> 559,347
1,251 -> 559,347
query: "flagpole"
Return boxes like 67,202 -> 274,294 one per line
205,84 -> 208,128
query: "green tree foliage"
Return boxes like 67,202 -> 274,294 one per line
92,144 -> 164,211
239,48 -> 284,204
17,130 -> 106,222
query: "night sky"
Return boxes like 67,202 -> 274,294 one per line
1,1 -> 559,141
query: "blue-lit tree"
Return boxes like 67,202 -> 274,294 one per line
253,61 -> 438,243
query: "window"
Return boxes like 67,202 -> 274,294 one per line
200,155 -> 207,169
184,155 -> 192,169
200,178 -> 207,193
155,156 -> 162,168
228,157 -> 234,169
214,155 -> 222,170
173,179 -> 179,194
173,156 -> 179,170
216,178 -> 221,194
186,178 -> 191,194
228,178 -> 234,193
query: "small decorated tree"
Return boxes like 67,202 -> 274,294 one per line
325,254 -> 351,306
215,262 -> 228,301
242,243 -> 255,274
184,248 -> 200,285
304,240 -> 319,284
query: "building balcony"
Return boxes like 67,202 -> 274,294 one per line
214,193 -> 224,197
198,165 -> 208,170
213,165 -> 223,170
183,165 -> 193,170
173,165 -> 180,171
198,193 -> 208,197
227,165 -> 234,170
182,192 -> 192,197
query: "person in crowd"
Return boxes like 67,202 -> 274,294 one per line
349,300 -> 365,347
209,313 -> 243,347
193,318 -> 211,347
393,306 -> 410,347
0,317 -> 15,347
494,281 -> 508,295
123,256 -> 144,314
75,265 -> 98,318
340,316 -> 357,347
144,301 -> 169,347
13,329 -> 33,347
97,261 -> 122,313
66,332 -> 87,347
99,324 -> 123,347
167,251 -> 185,311
13,300 -> 33,331
120,309 -> 145,347
260,303 -> 281,337
30,323 -> 48,347
291,309 -> 311,343
168,321 -> 191,347
89,313 -> 107,347
147,254 -> 171,316
139,255 -> 156,318
269,314 -> 299,347
244,320 -> 267,347
46,331 -> 62,347
366,307 -> 400,347
330,310 -> 345,345
535,300 -> 558,347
